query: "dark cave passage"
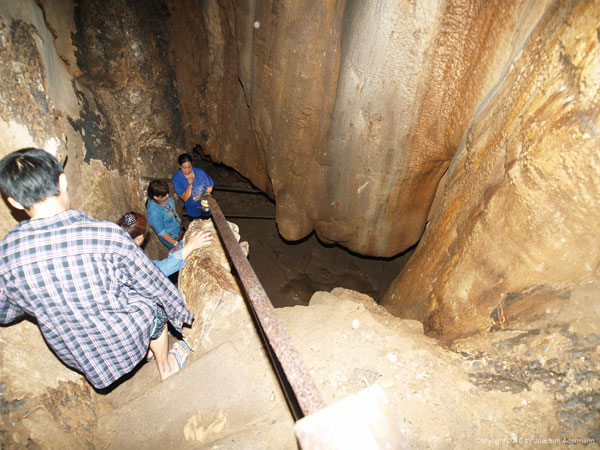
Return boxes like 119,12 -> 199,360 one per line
187,156 -> 412,309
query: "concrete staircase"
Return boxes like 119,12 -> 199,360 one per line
93,341 -> 297,449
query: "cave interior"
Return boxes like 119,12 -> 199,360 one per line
0,0 -> 599,448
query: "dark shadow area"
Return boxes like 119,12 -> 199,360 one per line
190,153 -> 413,309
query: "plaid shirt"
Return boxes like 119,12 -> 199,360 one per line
0,209 -> 193,389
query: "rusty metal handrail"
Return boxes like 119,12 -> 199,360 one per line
208,197 -> 326,419
141,176 -> 263,194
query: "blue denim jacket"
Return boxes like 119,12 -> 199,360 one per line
146,197 -> 182,250
152,245 -> 185,277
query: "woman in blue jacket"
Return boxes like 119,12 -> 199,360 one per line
172,153 -> 214,219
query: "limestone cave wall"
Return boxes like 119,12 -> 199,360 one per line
0,0 -> 187,243
167,0 -> 600,339
167,0 -> 554,257
2,0 -> 598,342
0,1 -> 191,445
382,1 -> 600,340
0,0 -> 597,352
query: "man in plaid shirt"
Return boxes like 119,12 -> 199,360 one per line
0,148 -> 194,389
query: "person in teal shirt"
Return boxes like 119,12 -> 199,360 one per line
146,180 -> 183,250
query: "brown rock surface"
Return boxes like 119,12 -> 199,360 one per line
277,289 -> 571,448
2,231 -> 595,447
0,321 -> 111,449
0,0 -> 186,244
383,1 -> 600,340
177,218 -> 252,353
168,0 -> 551,257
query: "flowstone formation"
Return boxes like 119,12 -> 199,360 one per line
382,1 -> 600,340
167,0 -> 600,355
168,0 -> 569,258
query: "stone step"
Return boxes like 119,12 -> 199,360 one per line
93,341 -> 296,449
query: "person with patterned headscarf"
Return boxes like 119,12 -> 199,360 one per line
117,210 -> 211,277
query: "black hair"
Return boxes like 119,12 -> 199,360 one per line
147,179 -> 169,199
177,153 -> 193,166
0,148 -> 63,210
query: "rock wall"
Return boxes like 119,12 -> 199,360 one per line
72,0 -> 185,179
166,0 -> 600,344
0,0 -> 186,242
0,1 -> 189,446
0,2 -> 115,443
167,0 -> 554,257
3,0 -> 596,338
382,1 -> 600,340
1,0 -> 599,445
0,319 -> 104,449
